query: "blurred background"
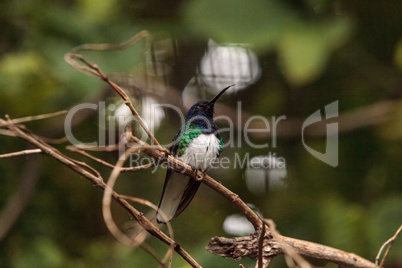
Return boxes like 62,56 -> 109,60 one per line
0,0 -> 401,267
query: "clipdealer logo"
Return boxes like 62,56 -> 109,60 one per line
302,101 -> 338,167
64,101 -> 339,167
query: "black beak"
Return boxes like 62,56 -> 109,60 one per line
208,85 -> 235,106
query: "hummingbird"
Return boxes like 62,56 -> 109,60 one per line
156,85 -> 233,223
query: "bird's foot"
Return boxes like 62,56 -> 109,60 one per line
189,164 -> 198,176
195,170 -> 206,182
188,165 -> 206,181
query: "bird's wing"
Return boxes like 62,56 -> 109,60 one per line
170,127 -> 182,155
174,178 -> 201,218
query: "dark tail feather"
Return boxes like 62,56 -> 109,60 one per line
174,179 -> 201,218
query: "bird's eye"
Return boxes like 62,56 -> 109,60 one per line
194,106 -> 199,111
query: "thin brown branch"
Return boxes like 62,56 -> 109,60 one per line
5,116 -> 103,185
2,124 -> 67,145
70,158 -> 102,179
67,144 -> 121,152
70,30 -> 152,54
0,128 -> 18,137
0,118 -> 68,145
376,224 -> 402,267
64,31 -> 163,149
80,54 -> 161,148
282,236 -> 375,268
0,110 -> 68,128
120,195 -> 175,242
36,136 -> 69,144
67,146 -> 154,172
0,149 -> 42,159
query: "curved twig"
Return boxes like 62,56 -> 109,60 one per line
375,224 -> 402,267
64,31 -> 162,149
66,146 -> 154,172
0,110 -> 67,128
70,30 -> 152,54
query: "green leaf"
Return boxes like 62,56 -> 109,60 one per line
12,237 -> 66,268
279,28 -> 329,86
76,0 -> 119,22
395,39 -> 402,71
319,196 -> 365,253
0,51 -> 44,77
279,18 -> 354,86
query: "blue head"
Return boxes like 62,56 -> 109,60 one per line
186,100 -> 214,121
186,85 -> 233,120
185,85 -> 233,131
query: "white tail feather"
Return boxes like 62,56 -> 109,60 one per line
156,173 -> 190,223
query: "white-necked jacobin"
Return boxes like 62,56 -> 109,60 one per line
156,85 -> 233,223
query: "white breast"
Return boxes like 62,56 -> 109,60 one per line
177,134 -> 221,171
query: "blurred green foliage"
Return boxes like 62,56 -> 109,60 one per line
184,0 -> 354,85
1,0 -> 401,267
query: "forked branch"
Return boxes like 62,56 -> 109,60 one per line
1,117 -> 201,268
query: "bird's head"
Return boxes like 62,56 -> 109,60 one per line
186,85 -> 234,122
